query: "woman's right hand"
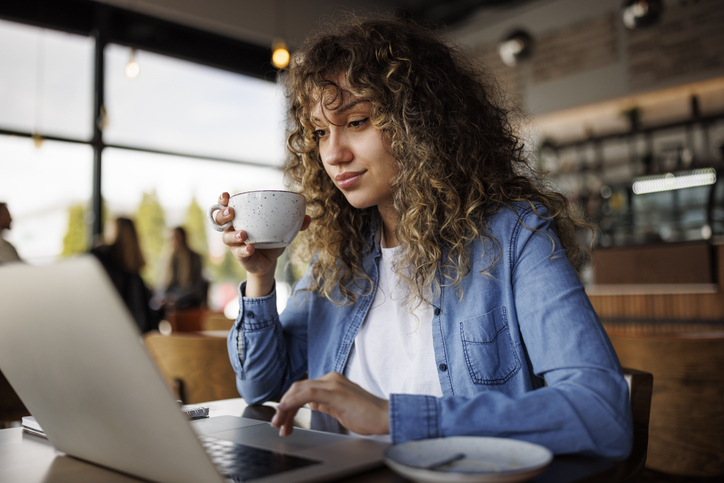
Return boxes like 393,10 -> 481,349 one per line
215,192 -> 310,297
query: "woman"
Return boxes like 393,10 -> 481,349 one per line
159,226 -> 207,310
214,16 -> 632,458
91,217 -> 159,333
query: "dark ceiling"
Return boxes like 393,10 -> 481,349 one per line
395,0 -> 536,28
0,0 -> 538,82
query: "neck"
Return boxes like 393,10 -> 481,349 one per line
378,205 -> 399,248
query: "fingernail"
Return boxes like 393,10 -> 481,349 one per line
235,232 -> 242,239
224,208 -> 230,215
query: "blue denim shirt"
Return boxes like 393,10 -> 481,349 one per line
227,204 -> 633,459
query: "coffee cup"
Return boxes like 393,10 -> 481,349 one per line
208,190 -> 306,249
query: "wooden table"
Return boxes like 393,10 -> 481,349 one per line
0,398 -> 620,483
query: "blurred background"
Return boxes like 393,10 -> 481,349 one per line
1,0 -> 723,314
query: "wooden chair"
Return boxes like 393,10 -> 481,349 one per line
203,312 -> 234,331
0,369 -> 30,427
610,367 -> 653,483
164,307 -> 209,332
608,331 -> 724,478
143,331 -> 239,405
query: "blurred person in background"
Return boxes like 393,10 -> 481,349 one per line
157,226 -> 207,311
91,217 -> 160,333
0,202 -> 22,265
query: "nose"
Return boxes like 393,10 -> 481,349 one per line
321,128 -> 353,166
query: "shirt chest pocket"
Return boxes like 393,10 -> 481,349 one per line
459,306 -> 520,385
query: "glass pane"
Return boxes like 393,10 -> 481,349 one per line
0,135 -> 94,263
104,45 -> 287,167
101,148 -> 286,311
0,19 -> 94,140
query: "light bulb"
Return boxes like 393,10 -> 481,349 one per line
272,39 -> 290,69
125,48 -> 140,79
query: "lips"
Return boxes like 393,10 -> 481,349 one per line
335,171 -> 364,189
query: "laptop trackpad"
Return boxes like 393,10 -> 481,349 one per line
196,416 -> 353,451
191,415 -> 267,437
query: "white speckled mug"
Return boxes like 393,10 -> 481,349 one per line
207,190 -> 306,249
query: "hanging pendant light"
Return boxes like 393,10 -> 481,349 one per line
272,38 -> 290,69
125,48 -> 140,79
271,0 -> 290,69
31,132 -> 44,149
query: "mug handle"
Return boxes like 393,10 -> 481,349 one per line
207,204 -> 233,232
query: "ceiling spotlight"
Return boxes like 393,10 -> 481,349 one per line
272,39 -> 290,69
498,30 -> 533,67
621,0 -> 664,30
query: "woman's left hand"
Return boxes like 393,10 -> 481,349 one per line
271,372 -> 389,437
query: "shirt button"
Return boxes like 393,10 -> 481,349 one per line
247,311 -> 255,319
438,363 -> 447,372
434,307 -> 441,316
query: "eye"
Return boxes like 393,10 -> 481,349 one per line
349,117 -> 369,128
313,128 -> 328,140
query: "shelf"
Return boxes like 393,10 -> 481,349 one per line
548,111 -> 724,151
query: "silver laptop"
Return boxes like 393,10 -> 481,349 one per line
0,256 -> 385,483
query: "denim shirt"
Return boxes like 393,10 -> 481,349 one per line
227,204 -> 633,459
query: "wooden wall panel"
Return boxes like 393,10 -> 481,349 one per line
588,244 -> 724,322
592,242 -> 713,285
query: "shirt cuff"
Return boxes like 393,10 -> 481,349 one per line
389,393 -> 441,444
238,280 -> 278,330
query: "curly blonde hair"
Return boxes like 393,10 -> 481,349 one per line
284,16 -> 590,306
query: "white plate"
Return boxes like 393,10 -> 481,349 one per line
384,436 -> 553,483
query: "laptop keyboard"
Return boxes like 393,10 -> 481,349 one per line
199,436 -> 321,482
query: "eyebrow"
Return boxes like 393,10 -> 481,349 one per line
311,99 -> 370,124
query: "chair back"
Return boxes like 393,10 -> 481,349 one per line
203,312 -> 234,331
144,331 -> 239,404
164,307 -> 208,332
608,331 -> 724,478
610,367 -> 653,483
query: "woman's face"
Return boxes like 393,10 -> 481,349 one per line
310,86 -> 398,212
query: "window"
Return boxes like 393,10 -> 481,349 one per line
0,136 -> 93,263
0,16 -> 290,312
104,44 -> 287,166
0,19 -> 93,139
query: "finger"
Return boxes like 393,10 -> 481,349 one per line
281,414 -> 296,437
313,403 -> 332,415
218,192 -> 230,205
221,230 -> 248,246
214,206 -> 235,226
271,404 -> 299,436
277,380 -> 340,418
232,245 -> 255,262
300,215 -> 312,232
274,381 -> 319,423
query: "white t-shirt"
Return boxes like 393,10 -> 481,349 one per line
344,243 -> 443,399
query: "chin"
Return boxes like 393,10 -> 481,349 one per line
342,195 -> 374,210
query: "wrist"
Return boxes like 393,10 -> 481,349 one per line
379,399 -> 390,434
245,272 -> 275,298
